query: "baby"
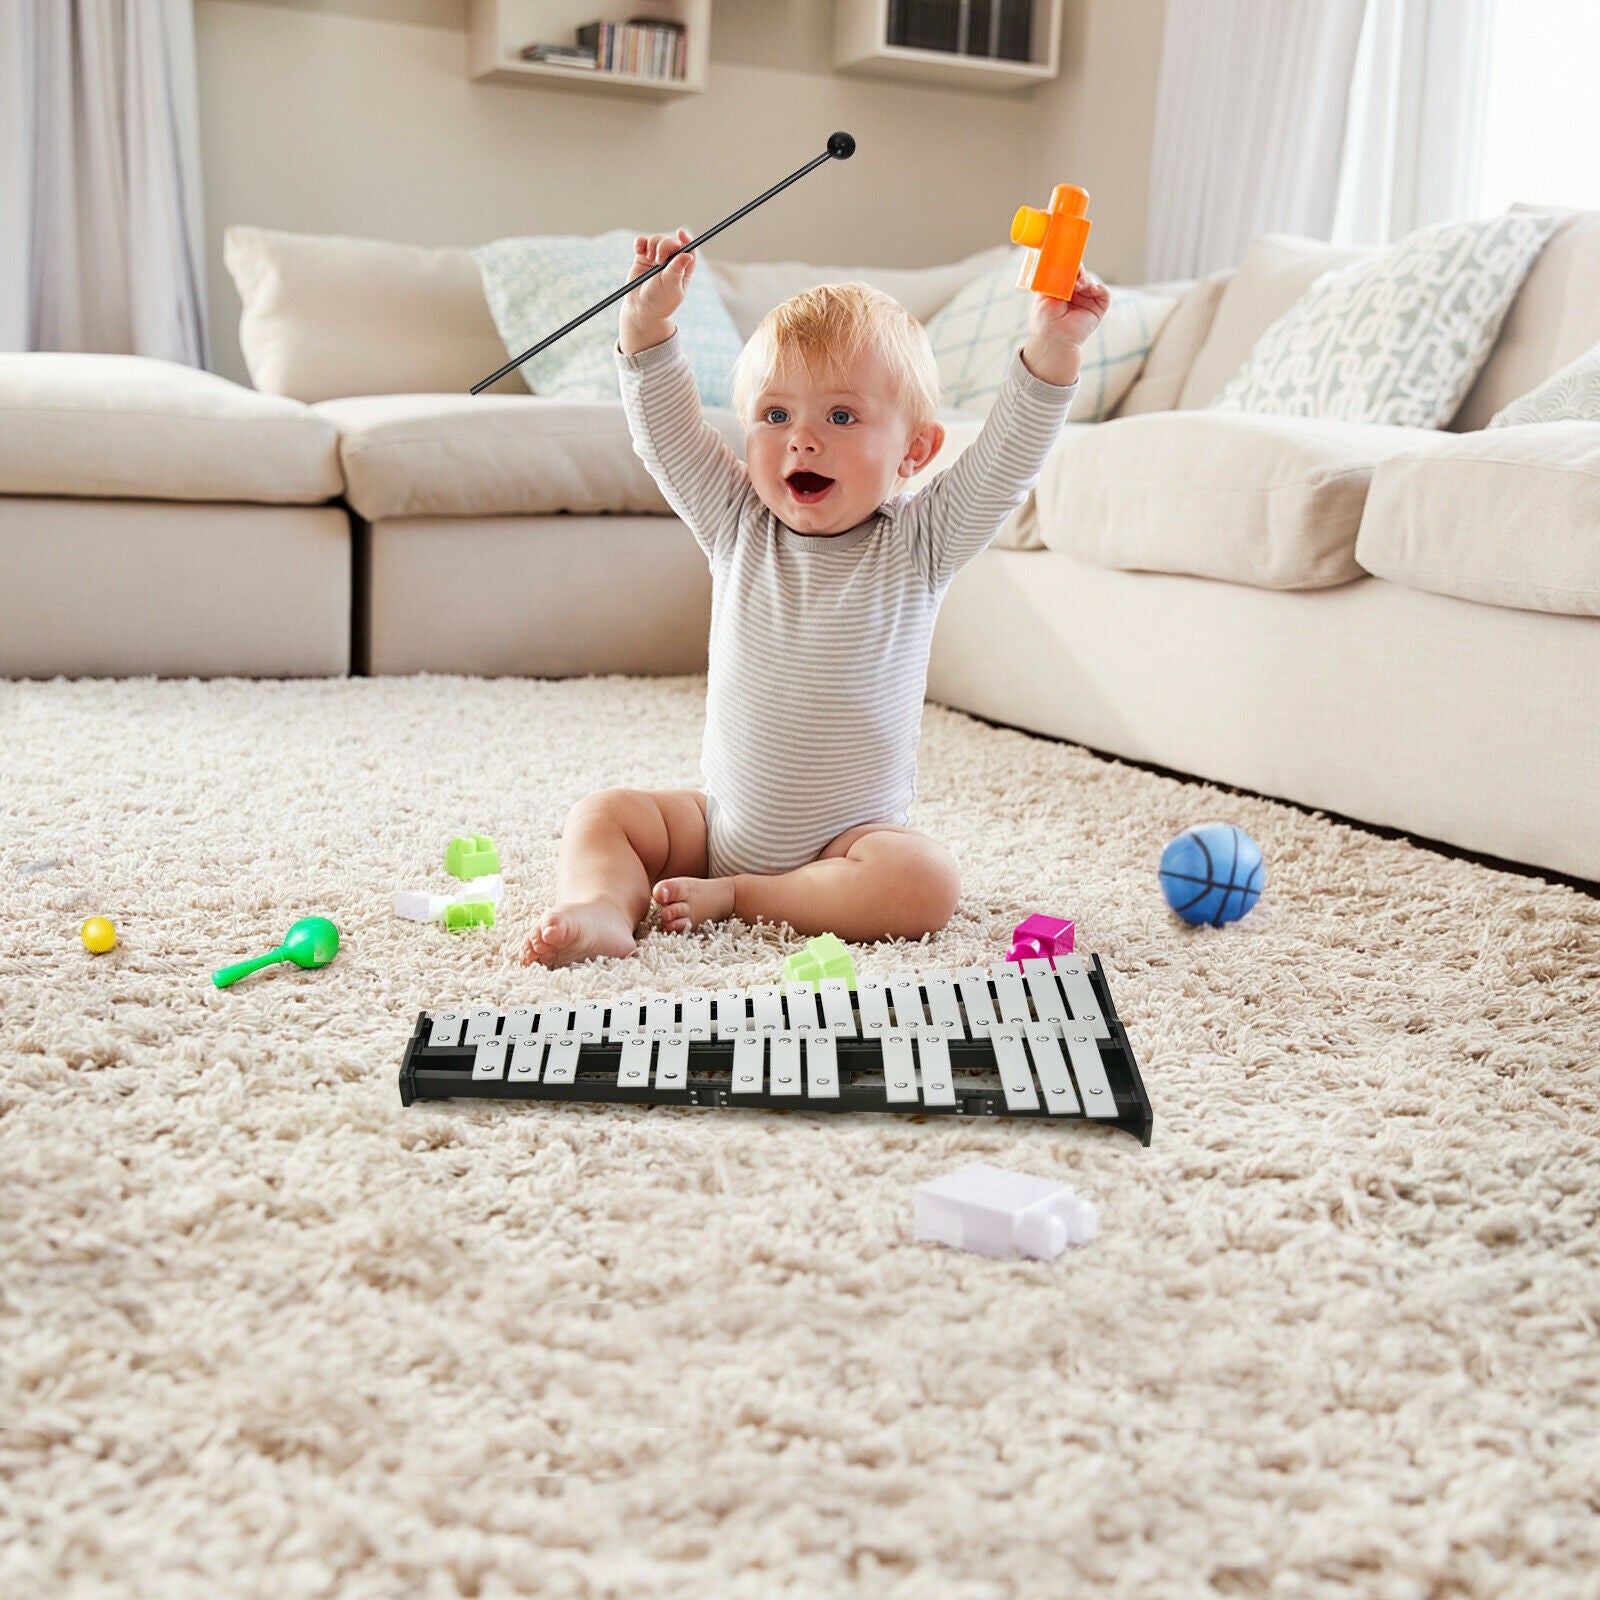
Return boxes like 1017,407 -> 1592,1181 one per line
522,227 -> 1109,968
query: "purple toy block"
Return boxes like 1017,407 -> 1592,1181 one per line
1006,912 -> 1076,968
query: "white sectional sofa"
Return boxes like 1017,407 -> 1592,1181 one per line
2,218 -> 1597,882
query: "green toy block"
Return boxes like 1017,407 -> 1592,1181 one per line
782,932 -> 857,991
443,900 -> 496,931
445,834 -> 499,880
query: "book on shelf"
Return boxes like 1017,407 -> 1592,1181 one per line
519,42 -> 600,67
576,18 -> 688,79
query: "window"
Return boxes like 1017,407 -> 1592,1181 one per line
1476,0 -> 1600,213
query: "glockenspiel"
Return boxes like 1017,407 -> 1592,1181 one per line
397,954 -> 1151,1145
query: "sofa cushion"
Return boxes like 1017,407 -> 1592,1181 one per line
225,225 -> 1012,405
1111,271 -> 1229,416
314,392 -> 737,520
1175,235 -> 1371,409
1489,340 -> 1600,425
706,246 -> 1010,341
319,392 -> 994,525
1210,212 -> 1559,427
924,252 -> 1180,421
224,225 -> 526,402
1451,208 -> 1600,430
0,352 -> 342,504
473,230 -> 745,407
1355,422 -> 1600,616
1033,410 -> 1454,589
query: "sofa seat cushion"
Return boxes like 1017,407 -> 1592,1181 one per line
318,393 -> 992,525
313,393 -> 729,521
1356,421 -> 1600,616
0,353 -> 342,504
1034,410 -> 1454,589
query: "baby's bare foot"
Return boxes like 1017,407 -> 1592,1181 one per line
652,875 -> 737,935
520,901 -> 638,968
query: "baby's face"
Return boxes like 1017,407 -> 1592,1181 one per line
744,349 -> 943,537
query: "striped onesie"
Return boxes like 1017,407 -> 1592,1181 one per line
617,332 -> 1076,879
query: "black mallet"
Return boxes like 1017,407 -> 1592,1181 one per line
471,131 -> 857,394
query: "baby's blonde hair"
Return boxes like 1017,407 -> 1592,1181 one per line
731,282 -> 941,432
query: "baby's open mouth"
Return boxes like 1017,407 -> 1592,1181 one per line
785,471 -> 835,503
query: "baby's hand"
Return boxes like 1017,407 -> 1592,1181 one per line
1021,266 -> 1112,388
619,229 -> 696,352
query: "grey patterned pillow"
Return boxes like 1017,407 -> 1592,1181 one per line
1210,212 -> 1560,428
1489,341 -> 1600,426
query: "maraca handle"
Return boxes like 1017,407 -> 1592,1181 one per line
213,947 -> 286,988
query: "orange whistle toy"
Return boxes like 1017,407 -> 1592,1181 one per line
1012,185 -> 1091,300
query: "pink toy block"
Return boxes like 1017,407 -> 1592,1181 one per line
1006,912 -> 1075,968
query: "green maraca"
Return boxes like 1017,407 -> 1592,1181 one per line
213,916 -> 340,989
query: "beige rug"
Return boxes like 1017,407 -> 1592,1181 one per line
3,675 -> 1598,1600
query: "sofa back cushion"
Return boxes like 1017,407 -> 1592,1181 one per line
224,226 -> 524,402
1175,235 -> 1372,409
705,246 -> 1010,342
1111,271 -> 1229,416
474,230 -> 746,407
1208,211 -> 1559,428
226,226 -> 1011,404
1449,208 -> 1600,430
1489,340 -> 1600,425
924,254 -> 1180,422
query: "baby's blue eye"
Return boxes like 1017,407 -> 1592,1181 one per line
829,409 -> 855,425
763,407 -> 789,424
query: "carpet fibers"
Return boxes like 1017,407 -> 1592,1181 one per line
2,675 -> 1598,1600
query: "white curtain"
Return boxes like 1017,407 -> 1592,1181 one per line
1331,0 -> 1497,247
0,0 -> 209,366
1144,0 -> 1369,280
0,8 -> 34,350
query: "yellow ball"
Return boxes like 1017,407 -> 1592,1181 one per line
80,917 -> 117,954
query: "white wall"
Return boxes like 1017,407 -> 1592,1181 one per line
195,0 -> 1167,384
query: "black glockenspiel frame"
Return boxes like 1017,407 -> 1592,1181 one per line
398,953 -> 1152,1145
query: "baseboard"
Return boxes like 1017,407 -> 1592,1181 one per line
948,705 -> 1600,900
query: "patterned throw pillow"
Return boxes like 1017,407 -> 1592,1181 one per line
925,249 -> 1179,420
1209,211 -> 1560,427
1489,341 -> 1600,426
473,230 -> 746,406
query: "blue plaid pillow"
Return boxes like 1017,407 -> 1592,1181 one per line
925,249 -> 1179,421
474,229 -> 745,407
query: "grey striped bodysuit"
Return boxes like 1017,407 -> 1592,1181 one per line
616,333 -> 1076,878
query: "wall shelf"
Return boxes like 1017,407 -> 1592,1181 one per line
833,0 -> 1061,93
467,0 -> 709,99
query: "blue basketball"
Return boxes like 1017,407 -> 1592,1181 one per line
1159,824 -> 1265,926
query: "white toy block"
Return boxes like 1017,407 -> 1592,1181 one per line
394,873 -> 504,922
913,1161 -> 1097,1261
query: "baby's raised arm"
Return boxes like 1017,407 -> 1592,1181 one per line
615,237 -> 750,563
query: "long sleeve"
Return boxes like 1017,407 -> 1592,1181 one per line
901,352 -> 1076,590
616,333 -> 753,567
